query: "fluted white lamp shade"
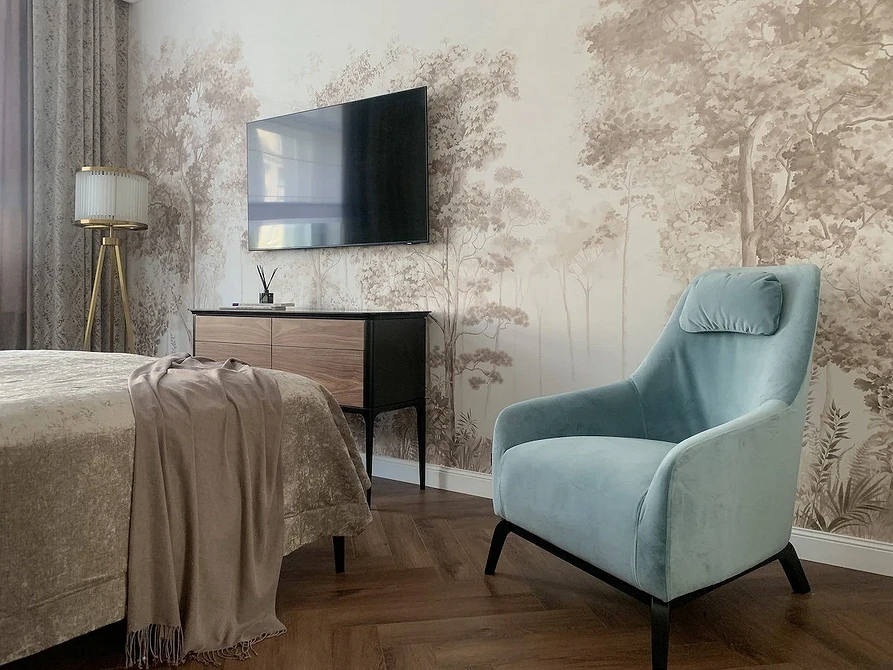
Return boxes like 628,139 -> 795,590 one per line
74,167 -> 149,230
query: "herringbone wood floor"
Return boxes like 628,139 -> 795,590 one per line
9,478 -> 893,669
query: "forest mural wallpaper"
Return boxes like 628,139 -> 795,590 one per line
127,0 -> 893,543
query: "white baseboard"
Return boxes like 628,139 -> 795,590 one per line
366,455 -> 493,499
368,456 -> 893,577
790,527 -> 893,577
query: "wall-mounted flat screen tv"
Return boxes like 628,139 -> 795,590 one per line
246,87 -> 428,251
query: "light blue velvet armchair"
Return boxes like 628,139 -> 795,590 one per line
485,265 -> 820,670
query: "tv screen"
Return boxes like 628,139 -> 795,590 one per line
247,87 -> 428,250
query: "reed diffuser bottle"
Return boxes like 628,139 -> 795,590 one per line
257,265 -> 277,303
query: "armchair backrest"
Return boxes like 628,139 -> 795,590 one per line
630,264 -> 821,444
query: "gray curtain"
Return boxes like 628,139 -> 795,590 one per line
31,0 -> 128,351
0,0 -> 32,350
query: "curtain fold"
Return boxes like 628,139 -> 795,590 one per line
31,0 -> 128,351
0,0 -> 32,350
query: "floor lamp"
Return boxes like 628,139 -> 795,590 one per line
74,166 -> 149,353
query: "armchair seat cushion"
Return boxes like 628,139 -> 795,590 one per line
496,435 -> 675,592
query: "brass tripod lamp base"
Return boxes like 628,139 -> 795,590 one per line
79,226 -> 144,353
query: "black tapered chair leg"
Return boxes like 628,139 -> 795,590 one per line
778,542 -> 811,594
651,598 -> 669,670
364,411 -> 374,507
484,519 -> 513,575
333,536 -> 345,574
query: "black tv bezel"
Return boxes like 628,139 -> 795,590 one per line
245,86 -> 430,252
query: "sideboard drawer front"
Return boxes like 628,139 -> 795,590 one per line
272,318 -> 364,350
273,346 -> 364,406
195,316 -> 271,345
195,342 -> 272,368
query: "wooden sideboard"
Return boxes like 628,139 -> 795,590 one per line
191,309 -> 430,504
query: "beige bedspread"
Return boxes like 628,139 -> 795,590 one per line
0,350 -> 372,666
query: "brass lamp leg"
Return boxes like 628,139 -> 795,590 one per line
83,243 -> 107,350
112,242 -> 135,354
109,240 -> 115,351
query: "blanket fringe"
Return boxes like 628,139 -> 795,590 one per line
126,624 -> 183,668
126,625 -> 286,668
190,629 -> 287,666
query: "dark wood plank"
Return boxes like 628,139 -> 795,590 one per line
376,608 -> 602,648
352,510 -> 392,561
432,628 -> 751,669
235,611 -> 333,670
332,625 -> 386,670
413,517 -> 479,582
382,643 -> 438,670
834,600 -> 893,663
280,566 -> 441,596
379,511 -> 435,570
286,579 -> 543,628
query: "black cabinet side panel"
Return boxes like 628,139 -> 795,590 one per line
369,317 -> 426,408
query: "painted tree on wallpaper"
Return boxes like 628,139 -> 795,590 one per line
130,37 -> 259,354
304,43 -> 538,471
404,45 -> 536,471
577,169 -> 656,376
580,0 -> 893,540
481,168 -> 541,417
548,205 -> 622,377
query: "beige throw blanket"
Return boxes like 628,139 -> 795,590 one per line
1,350 -> 371,667
125,355 -> 286,667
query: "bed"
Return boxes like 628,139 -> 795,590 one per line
0,350 -> 372,665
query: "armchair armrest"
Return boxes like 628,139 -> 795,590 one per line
492,380 -> 647,502
636,399 -> 805,601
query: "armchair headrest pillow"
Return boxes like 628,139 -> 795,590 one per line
679,270 -> 783,336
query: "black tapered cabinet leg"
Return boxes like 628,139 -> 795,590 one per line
484,519 -> 513,575
651,598 -> 669,670
416,399 -> 426,490
333,536 -> 345,574
778,542 -> 811,594
364,411 -> 374,506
